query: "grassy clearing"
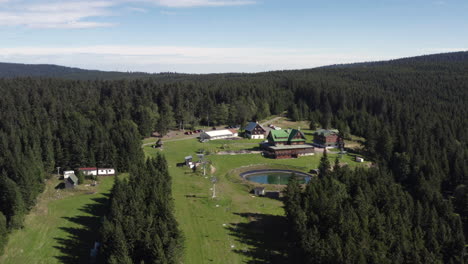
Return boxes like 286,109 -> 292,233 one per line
144,134 -> 369,264
0,176 -> 116,264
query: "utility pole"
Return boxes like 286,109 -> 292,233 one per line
56,167 -> 61,177
211,176 -> 217,198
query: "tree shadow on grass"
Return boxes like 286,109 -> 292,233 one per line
226,212 -> 289,264
53,194 -> 109,264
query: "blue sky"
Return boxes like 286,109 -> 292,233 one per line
0,0 -> 467,73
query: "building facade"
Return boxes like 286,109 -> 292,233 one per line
261,129 -> 314,159
313,129 -> 342,148
200,129 -> 238,141
78,167 -> 115,176
244,122 -> 266,139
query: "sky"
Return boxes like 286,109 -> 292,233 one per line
0,0 -> 467,73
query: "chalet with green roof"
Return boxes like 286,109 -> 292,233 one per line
267,129 -> 306,146
261,129 -> 313,159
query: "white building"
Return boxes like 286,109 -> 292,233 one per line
78,167 -> 115,176
356,157 -> 364,163
63,170 -> 75,179
200,129 -> 238,141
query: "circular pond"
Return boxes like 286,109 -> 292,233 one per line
240,170 -> 312,185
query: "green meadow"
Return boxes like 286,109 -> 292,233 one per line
0,176 -> 116,264
144,132 -> 367,264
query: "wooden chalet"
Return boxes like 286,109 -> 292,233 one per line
313,129 -> 342,148
244,122 -> 266,139
261,129 -> 314,159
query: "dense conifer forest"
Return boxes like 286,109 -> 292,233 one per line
0,52 -> 466,262
100,154 -> 183,263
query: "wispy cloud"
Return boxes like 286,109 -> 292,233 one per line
127,7 -> 148,13
148,0 -> 256,8
0,45 -> 393,73
0,0 -> 255,29
0,1 -> 116,28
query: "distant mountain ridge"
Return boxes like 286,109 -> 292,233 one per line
318,51 -> 468,69
1,51 -> 467,79
0,62 -> 162,80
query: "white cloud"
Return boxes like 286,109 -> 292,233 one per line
148,0 -> 255,8
0,1 -> 116,28
0,45 -> 394,73
0,0 -> 256,28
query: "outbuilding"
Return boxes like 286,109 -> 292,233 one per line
200,129 -> 238,141
65,173 -> 78,189
78,168 -> 115,176
253,187 -> 265,196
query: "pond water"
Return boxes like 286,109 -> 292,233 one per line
243,170 -> 311,185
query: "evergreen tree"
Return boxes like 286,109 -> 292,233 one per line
318,150 -> 331,178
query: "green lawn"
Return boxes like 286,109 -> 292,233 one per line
0,176 -> 116,264
145,137 -> 368,264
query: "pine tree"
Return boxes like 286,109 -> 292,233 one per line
318,150 -> 331,178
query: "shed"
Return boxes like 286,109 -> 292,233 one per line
185,156 -> 193,166
253,187 -> 265,196
154,139 -> 163,148
356,156 -> 364,163
65,173 -> 78,189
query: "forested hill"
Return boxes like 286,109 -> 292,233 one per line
0,62 -> 162,80
1,51 -> 467,80
318,50 -> 468,69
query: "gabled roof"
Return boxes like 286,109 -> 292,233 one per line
79,167 -> 97,171
203,129 -> 235,137
268,129 -> 290,141
78,167 -> 114,171
68,174 -> 78,184
314,129 -> 339,137
269,129 -> 305,142
244,122 -> 265,132
288,129 -> 306,142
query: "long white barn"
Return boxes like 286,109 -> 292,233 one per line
78,167 -> 115,176
200,129 -> 238,141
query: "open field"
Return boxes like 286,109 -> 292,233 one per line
0,176 -> 116,264
144,132 -> 369,264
